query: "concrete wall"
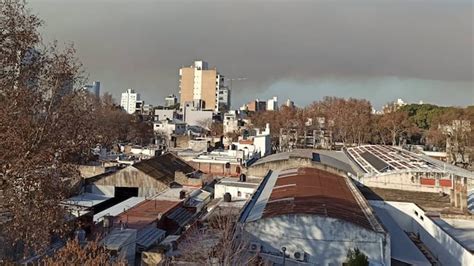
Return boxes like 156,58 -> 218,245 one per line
358,172 -> 453,194
247,158 -> 347,178
243,214 -> 389,265
154,109 -> 176,121
371,201 -> 474,266
215,183 -> 256,200
93,167 -> 168,197
78,165 -> 107,178
189,161 -> 241,177
87,184 -> 115,196
184,108 -> 213,126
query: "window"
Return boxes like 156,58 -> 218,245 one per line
237,191 -> 241,197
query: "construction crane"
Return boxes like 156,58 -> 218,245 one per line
226,77 -> 248,91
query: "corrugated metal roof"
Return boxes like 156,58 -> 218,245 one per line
132,152 -> 196,185
116,200 -> 179,229
166,207 -> 194,227
136,225 -> 166,250
251,149 -> 357,175
241,167 -> 380,231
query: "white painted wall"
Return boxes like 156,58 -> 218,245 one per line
120,89 -> 139,114
154,109 -> 176,121
358,171 -> 452,194
243,214 -> 390,265
370,201 -> 474,266
215,183 -> 256,200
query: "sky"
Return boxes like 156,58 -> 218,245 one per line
29,0 -> 473,109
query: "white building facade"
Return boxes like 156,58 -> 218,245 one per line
267,96 -> 278,111
121,89 -> 140,114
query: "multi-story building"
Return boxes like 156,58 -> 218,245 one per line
179,60 -> 229,112
165,94 -> 178,108
267,96 -> 278,111
285,98 -> 294,108
121,89 -> 140,114
82,81 -> 101,98
382,98 -> 407,114
241,99 -> 267,112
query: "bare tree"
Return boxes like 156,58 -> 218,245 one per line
0,0 -> 150,261
175,208 -> 260,265
41,238 -> 126,266
379,111 -> 412,146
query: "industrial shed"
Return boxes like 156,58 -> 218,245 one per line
247,149 -> 360,178
87,152 -> 198,198
239,167 -> 390,265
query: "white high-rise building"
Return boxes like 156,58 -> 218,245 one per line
267,96 -> 278,111
121,89 -> 140,114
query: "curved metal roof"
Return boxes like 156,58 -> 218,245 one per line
241,167 -> 383,232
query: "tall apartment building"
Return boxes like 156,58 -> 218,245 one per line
179,60 -> 229,112
267,96 -> 278,111
121,89 -> 140,114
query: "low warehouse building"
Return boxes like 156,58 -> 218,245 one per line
86,152 -> 198,198
239,167 -> 390,265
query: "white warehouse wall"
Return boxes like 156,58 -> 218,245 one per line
243,214 -> 390,265
370,201 -> 474,266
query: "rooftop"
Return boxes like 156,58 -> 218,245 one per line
432,217 -> 474,252
240,167 -> 384,232
63,192 -> 112,208
115,200 -> 179,229
346,145 -> 474,178
93,197 -> 146,222
251,149 -> 359,175
132,152 -> 197,185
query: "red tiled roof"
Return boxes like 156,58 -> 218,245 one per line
262,167 -> 372,230
115,200 -> 179,229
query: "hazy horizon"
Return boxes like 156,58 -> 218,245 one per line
30,0 -> 473,109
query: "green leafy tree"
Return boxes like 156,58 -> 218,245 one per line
346,248 -> 369,266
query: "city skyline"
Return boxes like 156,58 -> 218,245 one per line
30,0 -> 473,108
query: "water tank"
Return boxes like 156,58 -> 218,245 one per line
223,192 -> 232,202
239,174 -> 246,182
179,190 -> 186,199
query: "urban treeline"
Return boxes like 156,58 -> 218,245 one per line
250,98 -> 473,165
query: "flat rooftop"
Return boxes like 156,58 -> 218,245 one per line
93,197 -> 146,222
115,200 -> 179,229
63,192 -> 112,208
217,178 -> 261,189
359,186 -> 451,212
152,187 -> 199,201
